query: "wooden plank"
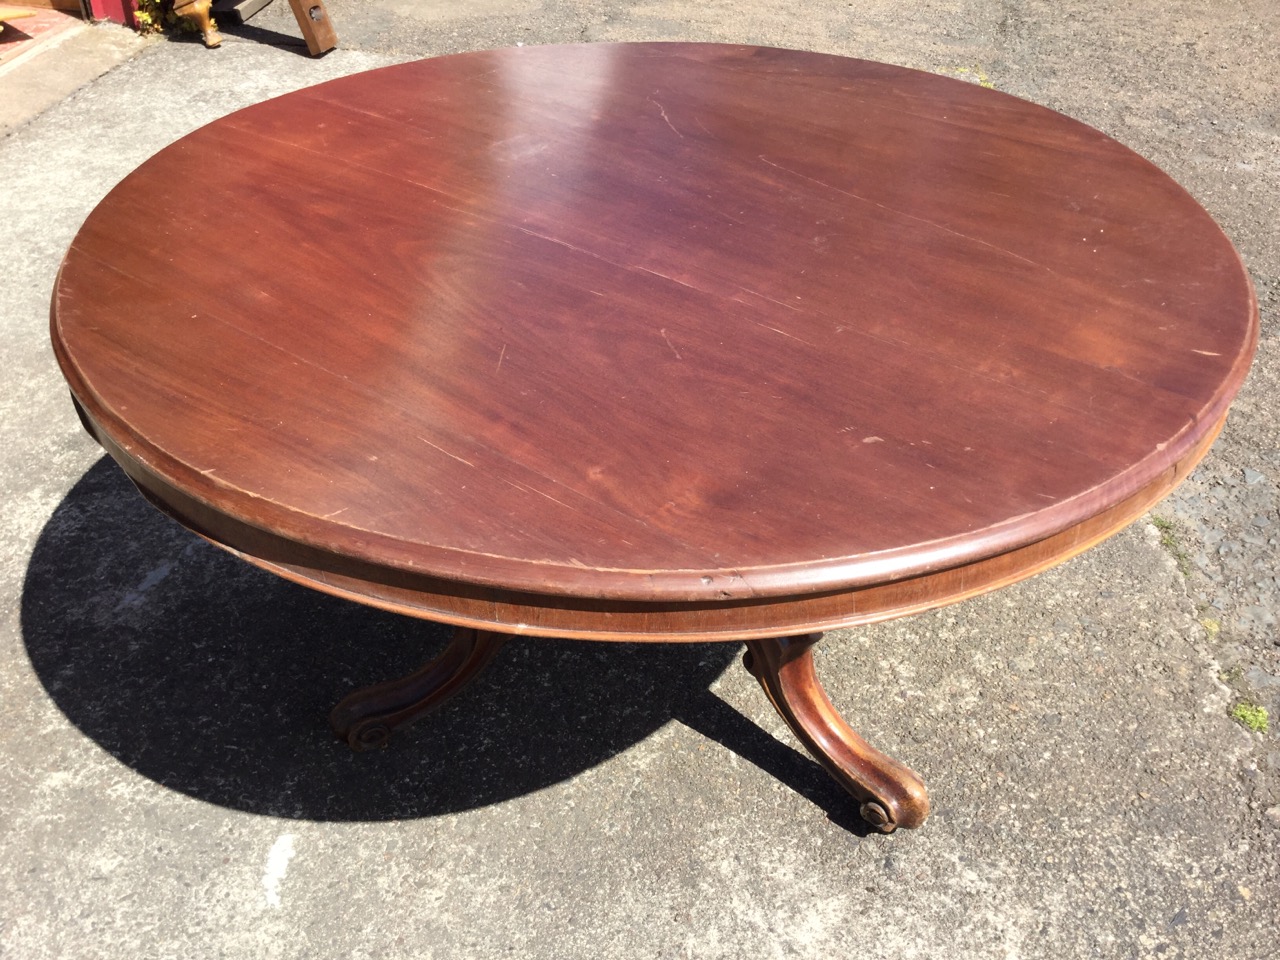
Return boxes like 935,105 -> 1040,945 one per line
287,0 -> 335,56
210,0 -> 272,24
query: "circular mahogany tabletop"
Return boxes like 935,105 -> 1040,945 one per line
52,43 -> 1257,641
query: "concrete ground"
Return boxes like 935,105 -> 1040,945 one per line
2,1 -> 1277,957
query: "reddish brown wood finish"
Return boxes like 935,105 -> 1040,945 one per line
74,401 -> 1223,640
51,43 -> 1256,609
50,44 -> 1258,829
744,635 -> 929,832
329,626 -> 508,750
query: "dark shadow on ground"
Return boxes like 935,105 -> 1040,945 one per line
21,457 -> 866,831
0,25 -> 34,46
217,23 -> 318,56
672,695 -> 876,835
158,24 -> 315,58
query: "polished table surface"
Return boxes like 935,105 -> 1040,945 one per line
51,43 -> 1258,830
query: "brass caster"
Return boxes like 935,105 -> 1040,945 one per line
860,801 -> 895,833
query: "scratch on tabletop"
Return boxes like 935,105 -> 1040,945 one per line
637,264 -> 699,291
660,328 -> 683,360
500,476 -> 575,511
417,436 -> 476,468
515,227 -> 600,260
747,318 -> 815,347
514,225 -> 705,295
758,155 -> 1050,271
648,95 -> 685,139
497,343 -> 507,370
737,287 -> 801,312
1192,349 -> 1221,356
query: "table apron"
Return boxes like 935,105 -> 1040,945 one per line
85,405 -> 1223,642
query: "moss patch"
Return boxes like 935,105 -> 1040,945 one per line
1150,515 -> 1191,577
1229,702 -> 1270,734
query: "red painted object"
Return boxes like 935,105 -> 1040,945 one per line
87,0 -> 136,28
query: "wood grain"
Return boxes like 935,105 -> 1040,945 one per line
743,634 -> 929,832
52,43 -> 1258,621
286,0 -> 335,56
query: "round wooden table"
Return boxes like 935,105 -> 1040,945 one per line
51,43 -> 1257,832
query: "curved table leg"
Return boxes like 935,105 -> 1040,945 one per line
330,626 -> 509,751
173,0 -> 223,47
743,633 -> 930,832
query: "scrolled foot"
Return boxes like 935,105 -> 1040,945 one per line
346,720 -> 391,752
173,0 -> 223,47
330,626 -> 509,751
743,633 -> 930,832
